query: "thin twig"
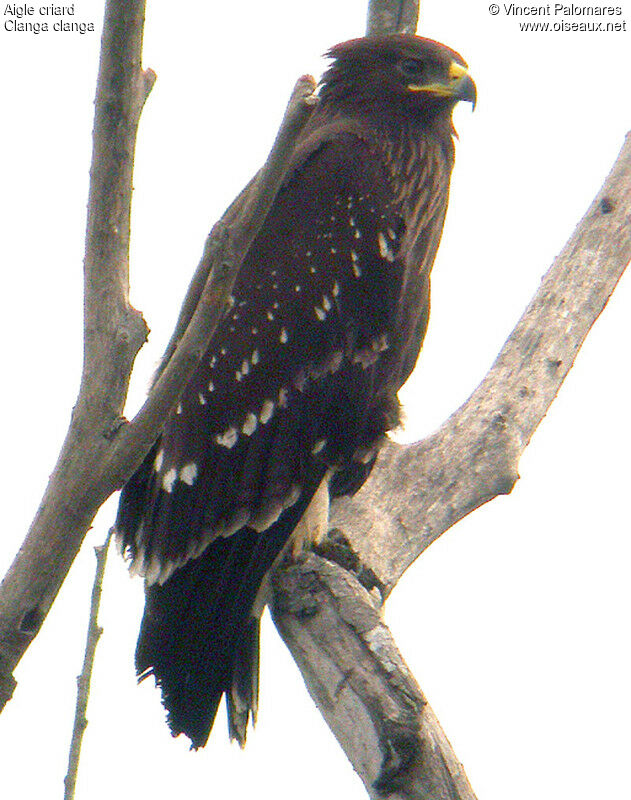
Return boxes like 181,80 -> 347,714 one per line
63,530 -> 112,800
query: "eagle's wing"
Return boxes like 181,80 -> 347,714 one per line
117,131 -> 413,582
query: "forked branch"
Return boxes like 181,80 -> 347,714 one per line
0,2 -> 315,711
271,133 -> 631,797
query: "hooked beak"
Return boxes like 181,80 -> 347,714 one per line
408,61 -> 477,109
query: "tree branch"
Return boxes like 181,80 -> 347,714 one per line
366,0 -> 420,35
271,134 -> 631,797
330,132 -> 631,594
0,6 -> 316,711
0,0 -> 151,712
272,554 -> 476,800
63,531 -> 112,800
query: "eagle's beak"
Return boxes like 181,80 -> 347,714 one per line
408,61 -> 477,109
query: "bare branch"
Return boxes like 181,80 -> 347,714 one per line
366,0 -> 420,35
63,531 -> 112,800
329,132 -> 631,595
0,0 -> 150,711
272,134 -> 631,796
272,554 -> 477,800
0,8 -> 315,710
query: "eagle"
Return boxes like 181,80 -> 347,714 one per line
116,33 -> 476,749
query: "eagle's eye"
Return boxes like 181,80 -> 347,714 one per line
398,58 -> 426,79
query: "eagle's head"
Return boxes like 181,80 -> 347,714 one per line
320,34 -> 476,122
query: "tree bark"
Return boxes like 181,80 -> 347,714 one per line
270,133 -> 631,797
0,2 -> 315,711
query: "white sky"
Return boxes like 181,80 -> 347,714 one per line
1,1 -> 630,798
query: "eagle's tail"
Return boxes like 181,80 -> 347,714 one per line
136,527 -> 281,748
134,469 -> 327,749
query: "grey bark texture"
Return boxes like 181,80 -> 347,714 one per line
270,133 -> 631,797
0,3 -> 316,711
1,0 -> 630,798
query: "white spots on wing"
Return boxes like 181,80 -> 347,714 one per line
332,280 -> 340,298
176,402 -> 183,415
260,399 -> 275,424
387,227 -> 397,240
330,246 -> 337,254
278,387 -> 288,407
209,355 -> 217,368
310,350 -> 343,380
354,228 -> 361,240
279,327 -> 288,344
153,448 -> 164,472
266,310 -> 275,321
272,283 -> 279,290
208,380 -> 215,393
351,250 -> 362,278
251,349 -> 260,365
272,301 -> 279,309
215,426 -> 238,449
242,412 -> 258,436
352,334 -> 390,368
198,393 -> 206,405
227,294 -> 235,309
372,333 -> 390,352
295,284 -> 301,292
315,294 -> 332,321
305,250 -> 312,257
270,269 -> 278,277
180,462 -> 198,486
378,231 -> 395,262
234,358 -> 251,382
312,439 -> 326,455
220,347 -> 227,356
162,468 -> 177,493
251,326 -> 259,335
310,266 -> 317,275
349,215 -> 356,228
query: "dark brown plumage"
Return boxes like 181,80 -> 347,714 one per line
116,33 -> 475,749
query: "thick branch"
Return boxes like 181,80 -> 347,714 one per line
0,11 -> 315,710
329,132 -> 631,594
0,0 -> 151,711
272,134 -> 631,797
272,554 -> 476,800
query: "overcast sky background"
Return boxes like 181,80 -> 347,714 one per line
1,1 -> 630,798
